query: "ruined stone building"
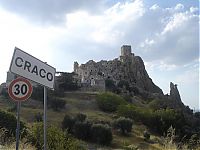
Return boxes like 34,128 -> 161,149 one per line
74,45 -> 163,94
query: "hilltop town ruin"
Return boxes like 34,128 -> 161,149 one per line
3,45 -> 183,107
74,45 -> 162,94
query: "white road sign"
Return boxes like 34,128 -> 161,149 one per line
9,47 -> 56,89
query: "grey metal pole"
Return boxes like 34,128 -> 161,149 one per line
43,86 -> 47,150
16,102 -> 21,150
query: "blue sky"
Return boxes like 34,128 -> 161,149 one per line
0,0 -> 199,110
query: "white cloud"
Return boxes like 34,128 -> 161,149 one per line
150,4 -> 160,10
175,3 -> 184,10
0,0 -> 198,109
137,4 -> 198,66
162,12 -> 190,35
0,0 -> 107,24
190,7 -> 198,13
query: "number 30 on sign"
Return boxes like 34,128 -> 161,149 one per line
8,77 -> 33,101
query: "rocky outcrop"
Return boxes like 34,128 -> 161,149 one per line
124,55 -> 163,94
170,82 -> 181,102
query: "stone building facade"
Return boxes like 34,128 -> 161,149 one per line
74,45 -> 163,94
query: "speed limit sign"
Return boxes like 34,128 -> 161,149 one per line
8,77 -> 33,101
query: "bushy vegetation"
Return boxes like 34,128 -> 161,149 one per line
58,72 -> 80,91
62,114 -> 75,133
113,117 -> 133,135
91,124 -> 113,145
74,113 -> 87,122
48,97 -> 66,111
117,104 -> 186,135
62,113 -> 113,145
96,92 -> 127,112
29,123 -> 83,150
74,121 -> 91,140
0,109 -> 27,138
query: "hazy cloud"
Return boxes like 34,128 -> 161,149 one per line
0,0 -> 107,25
0,0 -> 198,108
136,3 -> 199,66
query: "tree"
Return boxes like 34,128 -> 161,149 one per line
113,117 -> 133,135
96,92 -> 126,112
58,72 -> 79,91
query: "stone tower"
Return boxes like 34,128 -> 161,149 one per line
74,61 -> 79,73
120,45 -> 134,62
121,45 -> 131,56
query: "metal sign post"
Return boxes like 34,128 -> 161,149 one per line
43,86 -> 47,150
16,102 -> 21,150
9,47 -> 55,150
8,77 -> 33,150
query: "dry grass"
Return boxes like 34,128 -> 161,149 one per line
1,141 -> 35,150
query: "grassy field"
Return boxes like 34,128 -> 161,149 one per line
0,93 -> 184,150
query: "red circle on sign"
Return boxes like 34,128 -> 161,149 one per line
8,77 -> 33,101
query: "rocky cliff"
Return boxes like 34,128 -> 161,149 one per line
74,45 -> 163,95
120,55 -> 163,94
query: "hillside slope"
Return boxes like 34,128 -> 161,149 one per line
0,92 -> 182,150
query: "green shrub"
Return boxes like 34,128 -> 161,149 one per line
91,124 -> 112,145
29,123 -> 82,150
117,104 -> 138,120
117,104 -> 185,135
113,117 -> 133,135
74,121 -> 91,140
49,98 -> 66,111
75,113 -> 86,122
62,114 -> 75,133
96,92 -> 126,112
0,109 -> 26,137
